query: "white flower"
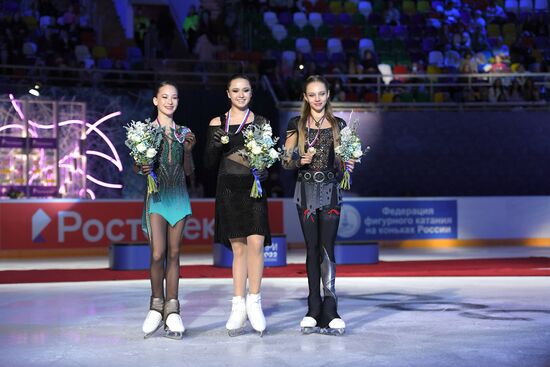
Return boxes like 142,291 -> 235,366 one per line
251,145 -> 262,155
136,142 -> 147,152
353,149 -> 363,158
269,148 -> 279,159
131,134 -> 141,142
146,148 -> 157,158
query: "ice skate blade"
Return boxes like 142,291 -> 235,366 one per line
320,327 -> 345,336
143,322 -> 164,339
255,329 -> 265,337
227,327 -> 246,337
301,326 -> 321,335
164,330 -> 184,340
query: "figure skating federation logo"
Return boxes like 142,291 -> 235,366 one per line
337,204 -> 361,238
32,209 -> 51,242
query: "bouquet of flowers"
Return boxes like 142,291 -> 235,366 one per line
334,114 -> 368,190
124,118 -> 162,193
240,123 -> 281,198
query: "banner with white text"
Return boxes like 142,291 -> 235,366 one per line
0,199 -> 284,250
336,200 -> 458,241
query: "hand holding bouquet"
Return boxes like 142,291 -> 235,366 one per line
334,115 -> 368,190
240,123 -> 281,198
124,118 -> 162,193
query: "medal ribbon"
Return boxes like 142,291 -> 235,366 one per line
225,109 -> 250,135
306,115 -> 325,147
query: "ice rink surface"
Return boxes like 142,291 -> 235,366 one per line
1,275 -> 550,367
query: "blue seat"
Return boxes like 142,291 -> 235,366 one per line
338,13 -> 352,25
98,58 -> 113,69
330,52 -> 346,63
127,46 -> 143,61
322,12 -> 337,26
278,11 -> 292,26
314,51 -> 329,63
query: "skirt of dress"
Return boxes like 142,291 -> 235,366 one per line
215,172 -> 271,249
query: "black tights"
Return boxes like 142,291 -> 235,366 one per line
148,214 -> 186,301
297,205 -> 341,327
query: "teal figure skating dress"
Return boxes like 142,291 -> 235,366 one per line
142,124 -> 192,235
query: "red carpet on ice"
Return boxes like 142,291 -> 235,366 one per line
1,257 -> 550,284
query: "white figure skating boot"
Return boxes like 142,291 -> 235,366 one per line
226,296 -> 247,337
324,317 -> 345,335
163,299 -> 185,339
246,293 -> 266,336
142,297 -> 164,338
300,316 -> 320,334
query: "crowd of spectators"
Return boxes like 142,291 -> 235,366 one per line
245,0 -> 550,103
2,0 -> 550,103
0,0 -> 95,69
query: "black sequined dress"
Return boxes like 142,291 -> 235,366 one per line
204,114 -> 271,249
286,116 -> 347,212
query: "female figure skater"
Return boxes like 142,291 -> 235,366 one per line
204,74 -> 271,336
283,75 -> 354,335
136,81 -> 196,339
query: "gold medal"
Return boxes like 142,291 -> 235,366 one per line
307,147 -> 316,154
221,135 -> 229,144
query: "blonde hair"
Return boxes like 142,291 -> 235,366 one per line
295,75 -> 341,156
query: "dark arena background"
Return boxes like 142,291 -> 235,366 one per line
1,1 -> 550,366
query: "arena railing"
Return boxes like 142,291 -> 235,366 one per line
0,61 -> 256,89
271,72 -> 550,111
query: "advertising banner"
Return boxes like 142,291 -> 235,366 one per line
337,200 -> 457,241
0,199 -> 284,250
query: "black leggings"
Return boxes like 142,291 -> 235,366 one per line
148,214 -> 186,301
297,204 -> 341,327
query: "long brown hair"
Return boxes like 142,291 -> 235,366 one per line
295,75 -> 341,156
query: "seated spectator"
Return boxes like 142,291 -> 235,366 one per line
541,61 -> 550,100
443,2 -> 461,24
470,10 -> 486,34
463,87 -> 479,102
182,6 -> 199,50
460,31 -> 472,51
286,68 -> 303,100
193,31 -> 223,62
411,61 -> 426,74
508,79 -> 523,102
428,6 -> 445,29
522,78 -> 540,101
453,30 -> 471,52
478,86 -> 489,102
488,77 -> 508,102
459,51 -> 479,73
361,50 -> 379,75
514,64 -> 528,87
63,5 -> 77,26
491,37 -> 510,59
347,56 -> 361,82
485,0 -> 506,24
444,46 -> 462,70
384,1 -> 400,25
534,13 -> 549,37
134,7 -> 150,51
332,79 -> 347,102
491,54 -> 510,73
471,30 -> 490,52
